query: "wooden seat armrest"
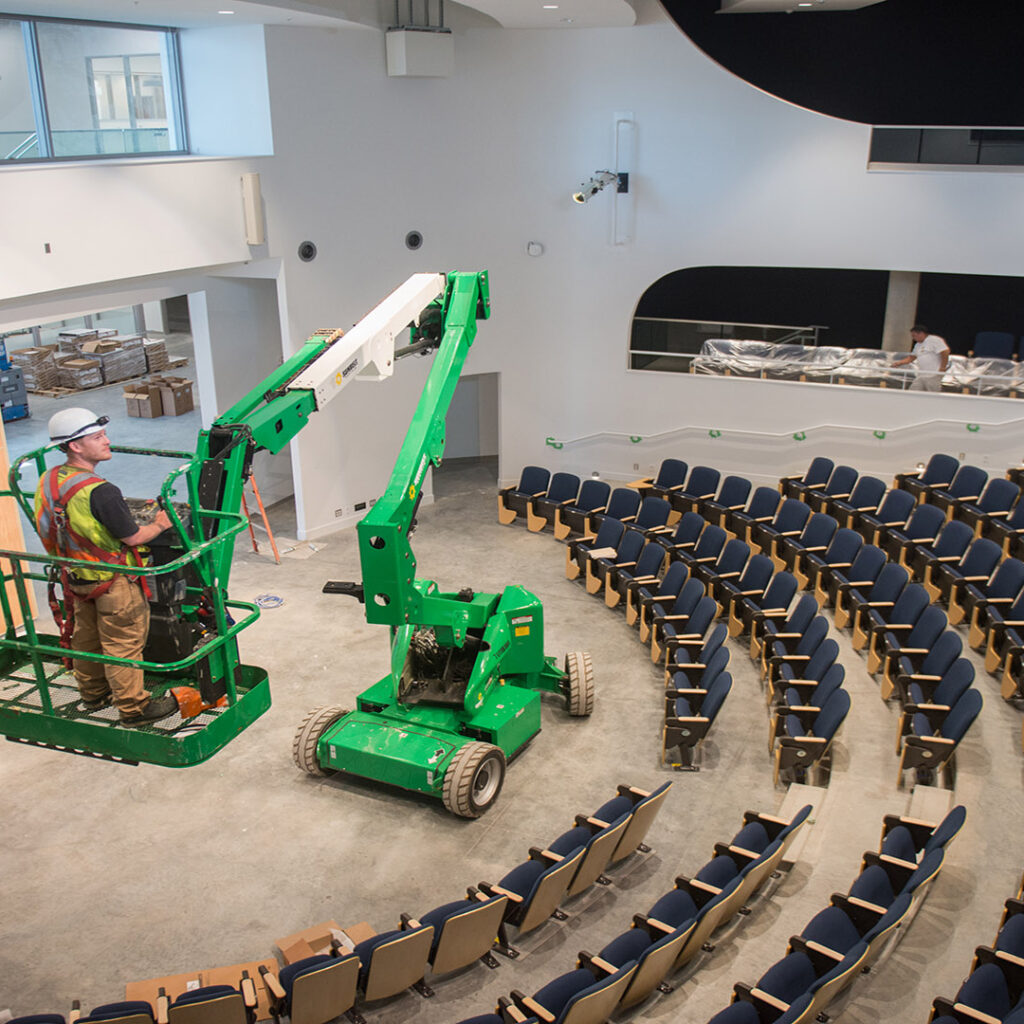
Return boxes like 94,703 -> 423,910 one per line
935,554 -> 962,562
906,674 -> 942,681
620,514 -> 638,523
987,509 -> 1012,518
485,883 -> 523,903
846,895 -> 887,914
616,559 -> 638,569
583,953 -> 619,976
671,661 -> 707,673
647,525 -> 673,534
240,974 -> 258,1009
621,784 -> 651,798
782,735 -> 826,746
693,555 -> 718,564
876,852 -> 918,871
668,687 -> 707,697
998,619 -> 1024,626
752,515 -> 774,523
897,647 -> 931,655
627,477 -> 653,488
778,529 -> 802,538
155,994 -> 169,1024
802,545 -> 828,553
749,988 -> 791,1012
951,1004 -> 1002,1024
587,815 -> 611,828
746,811 -> 788,825
756,608 -> 790,619
259,966 -> 286,1000
574,814 -> 606,833
768,631 -> 802,640
727,503 -> 746,511
994,949 -> 1024,968
717,571 -> 743,580
585,546 -> 618,559
740,588 -> 766,596
727,843 -> 761,860
775,654 -> 812,662
640,915 -> 676,935
959,575 -> 991,582
629,575 -> 659,585
687,877 -> 723,896
530,846 -> 563,863
827,562 -> 853,570
510,991 -> 555,1024
866,600 -> 895,608
666,715 -> 708,727
796,937 -> 844,962
904,702 -> 951,714
906,735 -> 956,748
784,704 -> 821,713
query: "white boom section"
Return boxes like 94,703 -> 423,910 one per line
287,273 -> 447,411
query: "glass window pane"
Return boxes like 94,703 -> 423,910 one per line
36,20 -> 176,157
0,19 -> 40,160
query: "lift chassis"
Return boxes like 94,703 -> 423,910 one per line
293,271 -> 593,816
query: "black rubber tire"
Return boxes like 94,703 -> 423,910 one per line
564,651 -> 595,716
293,704 -> 349,777
442,742 -> 506,818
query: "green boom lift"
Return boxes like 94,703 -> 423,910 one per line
0,272 -> 592,815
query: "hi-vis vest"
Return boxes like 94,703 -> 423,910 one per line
34,465 -> 143,583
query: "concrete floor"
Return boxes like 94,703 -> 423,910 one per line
2,456 -> 1022,1024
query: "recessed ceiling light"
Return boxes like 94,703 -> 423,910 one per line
543,4 -> 559,8
218,9 -> 235,13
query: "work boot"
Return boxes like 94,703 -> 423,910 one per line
81,694 -> 112,711
120,693 -> 179,727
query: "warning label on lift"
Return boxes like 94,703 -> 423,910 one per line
511,614 -> 533,638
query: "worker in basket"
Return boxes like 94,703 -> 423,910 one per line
34,408 -> 177,726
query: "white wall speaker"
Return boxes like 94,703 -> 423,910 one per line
241,172 -> 265,245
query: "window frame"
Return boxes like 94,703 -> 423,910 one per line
0,12 -> 188,164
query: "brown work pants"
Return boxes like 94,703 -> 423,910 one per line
71,575 -> 150,716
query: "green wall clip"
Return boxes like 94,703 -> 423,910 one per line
545,436 -> 564,450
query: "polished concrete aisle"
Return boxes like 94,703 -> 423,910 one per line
1,462 -> 1020,1023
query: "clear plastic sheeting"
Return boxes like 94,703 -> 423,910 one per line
691,339 -> 1024,397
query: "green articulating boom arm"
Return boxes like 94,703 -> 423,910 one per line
355,271 -> 490,642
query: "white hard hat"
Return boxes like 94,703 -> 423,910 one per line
48,408 -> 109,444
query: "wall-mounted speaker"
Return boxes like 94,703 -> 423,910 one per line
241,172 -> 265,246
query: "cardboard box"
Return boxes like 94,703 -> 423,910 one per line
274,920 -> 375,965
155,376 -> 194,416
124,384 -> 163,418
125,957 -> 277,1021
58,357 -> 103,389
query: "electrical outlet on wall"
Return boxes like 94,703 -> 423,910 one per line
633,463 -> 640,471
334,507 -> 344,518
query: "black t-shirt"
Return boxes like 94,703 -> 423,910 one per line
89,482 -> 138,541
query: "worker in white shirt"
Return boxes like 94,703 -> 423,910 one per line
893,324 -> 951,392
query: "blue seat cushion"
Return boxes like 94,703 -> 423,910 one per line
532,969 -> 595,1016
549,826 -> 593,857
646,888 -> 698,927
695,856 -> 739,888
593,795 -> 633,823
11,1017 -> 66,1024
171,988 -> 236,1008
600,927 -> 654,966
848,866 -> 895,908
758,952 -> 817,1003
880,826 -> 918,862
957,962 -> 1011,1018
707,1004 -> 760,1024
801,906 -> 861,954
279,954 -> 336,997
730,821 -> 770,853
997,913 -> 1024,957
498,858 -> 547,898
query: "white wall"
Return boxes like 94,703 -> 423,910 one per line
179,25 -> 273,157
4,1 -> 1024,539
188,273 -> 293,507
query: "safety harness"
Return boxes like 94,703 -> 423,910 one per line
37,466 -> 149,662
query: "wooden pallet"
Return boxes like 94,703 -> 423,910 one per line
27,360 -> 192,400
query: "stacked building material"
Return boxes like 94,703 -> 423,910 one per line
10,347 -> 59,390
96,339 -> 146,383
143,339 -> 170,373
56,358 -> 103,390
57,329 -> 99,353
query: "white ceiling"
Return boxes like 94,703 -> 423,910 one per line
0,0 -> 636,30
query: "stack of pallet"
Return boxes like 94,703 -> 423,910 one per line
9,348 -> 58,391
91,336 -> 146,383
143,339 -> 170,373
55,354 -> 103,389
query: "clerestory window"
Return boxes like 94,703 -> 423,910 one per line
0,14 -> 186,162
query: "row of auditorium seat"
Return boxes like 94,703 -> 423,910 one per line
929,870 -> 1024,1024
456,804 -> 812,1024
706,806 -> 965,1024
8,785 -> 669,1024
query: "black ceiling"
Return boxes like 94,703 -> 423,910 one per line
659,0 -> 1023,127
